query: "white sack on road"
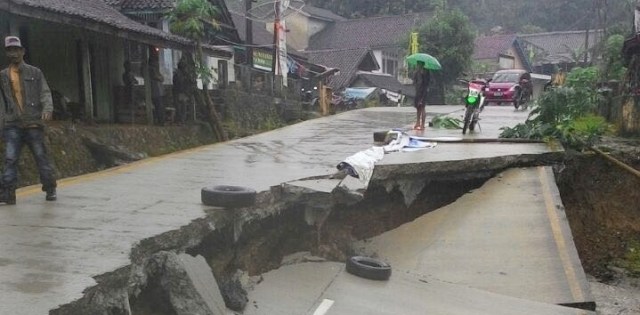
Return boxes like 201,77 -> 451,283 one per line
337,130 -> 436,187
338,146 -> 385,186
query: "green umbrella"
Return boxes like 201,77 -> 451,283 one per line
406,53 -> 442,70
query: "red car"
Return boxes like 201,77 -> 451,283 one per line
484,69 -> 532,108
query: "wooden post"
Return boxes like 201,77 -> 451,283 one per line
319,83 -> 332,116
143,47 -> 153,125
245,0 -> 253,67
319,81 -> 327,115
79,39 -> 94,121
636,0 -> 640,33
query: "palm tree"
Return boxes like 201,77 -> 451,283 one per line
168,0 -> 227,141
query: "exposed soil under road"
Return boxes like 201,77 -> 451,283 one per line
555,138 -> 640,315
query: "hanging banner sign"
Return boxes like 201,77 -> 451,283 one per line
253,48 -> 273,71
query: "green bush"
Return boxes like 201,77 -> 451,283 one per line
500,76 -> 611,149
602,34 -> 627,81
565,66 -> 599,90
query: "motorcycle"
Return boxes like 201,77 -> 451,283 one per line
514,77 -> 533,110
331,92 -> 358,111
301,86 -> 319,109
459,79 -> 489,135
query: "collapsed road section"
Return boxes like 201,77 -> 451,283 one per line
50,140 -> 595,315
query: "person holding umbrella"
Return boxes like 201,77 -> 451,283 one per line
406,53 -> 440,130
412,60 -> 430,130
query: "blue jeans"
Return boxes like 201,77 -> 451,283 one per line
2,127 -> 57,190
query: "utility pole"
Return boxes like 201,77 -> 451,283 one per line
245,0 -> 253,67
272,0 -> 288,89
636,0 -> 640,33
272,0 -> 280,74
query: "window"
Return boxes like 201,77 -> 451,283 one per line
382,51 -> 398,76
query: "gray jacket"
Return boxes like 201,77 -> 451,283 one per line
0,62 -> 53,128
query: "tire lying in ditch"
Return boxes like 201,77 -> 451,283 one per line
345,256 -> 392,281
201,185 -> 257,208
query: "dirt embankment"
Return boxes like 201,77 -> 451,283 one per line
556,141 -> 640,281
8,122 -> 213,188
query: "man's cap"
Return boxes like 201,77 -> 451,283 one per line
4,36 -> 22,48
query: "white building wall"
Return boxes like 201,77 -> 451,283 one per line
372,50 -> 383,74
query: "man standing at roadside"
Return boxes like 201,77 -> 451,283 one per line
0,36 -> 57,204
412,60 -> 430,130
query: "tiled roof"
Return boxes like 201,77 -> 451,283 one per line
519,30 -> 604,64
357,72 -> 414,98
120,0 -> 174,11
10,0 -> 191,47
102,0 -> 121,7
306,48 -> 379,90
472,34 -> 517,60
226,1 -> 345,22
308,13 -> 427,50
302,5 -> 346,22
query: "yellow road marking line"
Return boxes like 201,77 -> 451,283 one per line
16,144 -> 216,197
538,166 -> 584,302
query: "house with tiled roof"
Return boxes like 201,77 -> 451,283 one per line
308,13 -> 427,80
276,4 -> 346,51
301,13 -> 428,103
117,0 -> 240,89
472,34 -> 531,75
0,0 -> 221,123
226,1 -> 345,51
229,11 -> 327,93
305,48 -> 379,91
519,30 -> 604,74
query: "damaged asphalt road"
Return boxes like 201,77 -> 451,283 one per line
0,106 -> 572,314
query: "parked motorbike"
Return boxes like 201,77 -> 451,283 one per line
459,79 -> 489,135
301,86 -> 319,109
332,93 -> 358,111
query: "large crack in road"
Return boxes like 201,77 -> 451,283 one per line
50,149 -> 575,315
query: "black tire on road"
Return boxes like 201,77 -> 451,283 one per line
201,185 -> 257,208
345,256 -> 392,281
462,107 -> 473,135
521,93 -> 530,110
513,88 -> 522,109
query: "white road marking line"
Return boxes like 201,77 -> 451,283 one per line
313,299 -> 335,315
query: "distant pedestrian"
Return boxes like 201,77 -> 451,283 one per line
172,55 -> 195,124
412,60 -> 430,130
0,36 -> 57,204
122,60 -> 137,121
149,50 -> 165,125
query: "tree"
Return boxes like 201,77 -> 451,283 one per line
306,0 -> 633,35
601,34 -> 626,81
168,0 -> 227,141
416,8 -> 475,103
